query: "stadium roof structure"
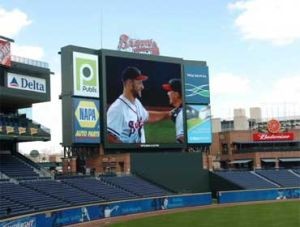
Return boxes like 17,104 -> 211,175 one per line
0,134 -> 50,142
229,159 -> 252,164
233,141 -> 300,144
279,158 -> 300,162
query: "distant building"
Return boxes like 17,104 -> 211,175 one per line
209,107 -> 300,170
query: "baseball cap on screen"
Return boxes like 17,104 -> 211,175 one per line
122,67 -> 148,82
162,79 -> 181,93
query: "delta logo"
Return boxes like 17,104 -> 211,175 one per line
75,100 -> 99,128
9,77 -> 18,87
7,73 -> 46,93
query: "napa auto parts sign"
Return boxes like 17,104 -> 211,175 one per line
0,39 -> 11,67
7,72 -> 46,93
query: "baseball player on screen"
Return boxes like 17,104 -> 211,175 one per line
107,66 -> 169,143
162,79 -> 185,143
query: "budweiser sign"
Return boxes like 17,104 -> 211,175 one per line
117,34 -> 160,55
0,39 -> 11,67
253,132 -> 294,141
267,119 -> 281,133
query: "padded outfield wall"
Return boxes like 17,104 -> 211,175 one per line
131,152 -> 210,193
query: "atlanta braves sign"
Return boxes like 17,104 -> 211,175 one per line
117,34 -> 160,55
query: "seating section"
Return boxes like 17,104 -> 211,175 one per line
0,113 -> 49,138
293,169 -> 300,175
62,178 -> 137,201
0,182 -> 69,214
102,176 -> 171,197
0,154 -> 40,179
1,166 -> 299,219
215,171 -> 279,189
20,180 -> 105,205
0,194 -> 34,218
255,170 -> 300,187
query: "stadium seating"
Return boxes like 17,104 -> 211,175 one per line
292,169 -> 300,175
101,175 -> 171,197
215,171 -> 279,189
20,179 -> 104,205
0,154 -> 40,179
0,182 -> 69,217
255,169 -> 300,187
62,177 -> 137,201
0,113 -> 50,138
0,194 -> 34,218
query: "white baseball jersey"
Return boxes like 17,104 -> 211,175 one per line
107,94 -> 149,143
176,108 -> 184,141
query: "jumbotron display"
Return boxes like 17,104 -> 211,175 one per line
61,46 -> 211,150
103,53 -> 185,149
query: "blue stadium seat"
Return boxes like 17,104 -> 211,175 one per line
101,175 -> 171,197
215,171 -> 279,189
255,169 -> 300,187
62,177 -> 137,201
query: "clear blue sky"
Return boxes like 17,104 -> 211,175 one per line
1,0 -> 299,153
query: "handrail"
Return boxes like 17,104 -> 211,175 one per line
11,55 -> 49,69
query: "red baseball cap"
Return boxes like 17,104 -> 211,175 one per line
162,79 -> 182,93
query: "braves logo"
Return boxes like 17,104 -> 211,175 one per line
128,118 -> 144,138
117,34 -> 160,55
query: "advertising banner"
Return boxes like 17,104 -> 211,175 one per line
0,216 -> 36,227
184,64 -> 210,104
6,73 -> 46,93
73,52 -> 99,98
0,39 -> 11,67
0,193 -> 212,227
73,98 -> 100,143
218,187 -> 300,204
186,105 -> 212,144
253,132 -> 294,141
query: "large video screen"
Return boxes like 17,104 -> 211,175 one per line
104,54 -> 185,149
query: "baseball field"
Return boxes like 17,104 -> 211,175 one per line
110,200 -> 300,227
144,119 -> 176,143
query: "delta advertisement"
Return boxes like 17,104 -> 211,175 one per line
0,193 -> 212,227
184,63 -> 210,104
6,73 -> 46,93
186,105 -> 212,144
73,98 -> 100,144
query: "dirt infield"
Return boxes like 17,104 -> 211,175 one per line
69,199 -> 299,227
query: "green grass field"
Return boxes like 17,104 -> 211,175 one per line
144,119 -> 176,143
187,118 -> 203,129
111,201 -> 300,227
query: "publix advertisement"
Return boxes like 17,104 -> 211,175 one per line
73,98 -> 100,144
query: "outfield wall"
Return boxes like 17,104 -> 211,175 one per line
131,152 -> 210,193
0,193 -> 212,227
218,187 -> 300,204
